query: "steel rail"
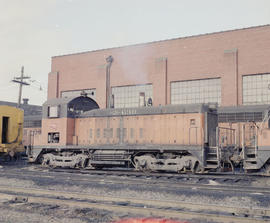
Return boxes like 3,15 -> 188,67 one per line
0,168 -> 269,196
0,186 -> 268,223
0,165 -> 259,184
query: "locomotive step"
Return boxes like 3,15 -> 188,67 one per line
245,148 -> 256,154
205,164 -> 219,169
244,163 -> 258,169
244,158 -> 257,162
206,159 -> 218,162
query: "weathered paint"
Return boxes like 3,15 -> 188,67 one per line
0,105 -> 24,154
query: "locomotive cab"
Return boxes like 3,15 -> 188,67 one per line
42,96 -> 99,145
28,96 -> 99,162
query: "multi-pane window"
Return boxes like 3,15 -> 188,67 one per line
112,84 -> 153,108
171,78 -> 221,105
243,73 -> 270,105
61,89 -> 96,100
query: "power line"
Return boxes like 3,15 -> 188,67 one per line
11,66 -> 31,107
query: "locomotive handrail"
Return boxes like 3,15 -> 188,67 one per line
217,127 -> 236,147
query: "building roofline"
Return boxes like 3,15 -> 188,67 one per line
0,101 -> 42,108
52,24 -> 270,59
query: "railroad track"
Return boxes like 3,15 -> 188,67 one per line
1,161 -> 266,183
0,185 -> 269,223
1,165 -> 269,196
5,163 -> 260,184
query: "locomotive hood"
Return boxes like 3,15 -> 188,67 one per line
79,103 -> 217,118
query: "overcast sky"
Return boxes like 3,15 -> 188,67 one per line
0,0 -> 269,105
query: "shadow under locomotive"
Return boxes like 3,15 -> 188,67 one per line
27,96 -> 270,174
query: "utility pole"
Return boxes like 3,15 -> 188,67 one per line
12,66 -> 30,107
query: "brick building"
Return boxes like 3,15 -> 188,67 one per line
48,25 -> 270,109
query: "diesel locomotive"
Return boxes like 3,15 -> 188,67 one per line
28,96 -> 270,174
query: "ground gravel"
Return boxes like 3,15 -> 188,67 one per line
0,163 -> 269,222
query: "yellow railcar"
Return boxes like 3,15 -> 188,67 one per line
0,105 -> 24,156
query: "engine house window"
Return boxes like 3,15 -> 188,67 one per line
48,106 -> 59,118
243,73 -> 270,105
112,84 -> 153,108
48,132 -> 60,143
171,78 -> 221,105
61,88 -> 96,100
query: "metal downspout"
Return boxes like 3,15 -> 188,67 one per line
106,56 -> 114,109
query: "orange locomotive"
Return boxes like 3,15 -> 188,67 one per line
28,96 -> 270,174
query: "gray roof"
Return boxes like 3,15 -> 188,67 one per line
0,101 -> 42,116
218,104 -> 270,114
43,96 -> 78,106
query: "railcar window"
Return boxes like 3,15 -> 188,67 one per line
171,78 -> 221,105
190,119 -> 196,125
48,132 -> 60,143
61,88 -> 96,100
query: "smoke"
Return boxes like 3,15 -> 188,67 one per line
112,42 -> 156,85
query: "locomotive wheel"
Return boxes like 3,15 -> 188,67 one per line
40,154 -> 51,167
38,154 -> 45,165
263,163 -> 270,176
133,155 -> 154,172
78,158 -> 87,169
192,161 -> 204,174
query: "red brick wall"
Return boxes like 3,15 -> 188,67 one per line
48,71 -> 59,99
49,25 -> 270,108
